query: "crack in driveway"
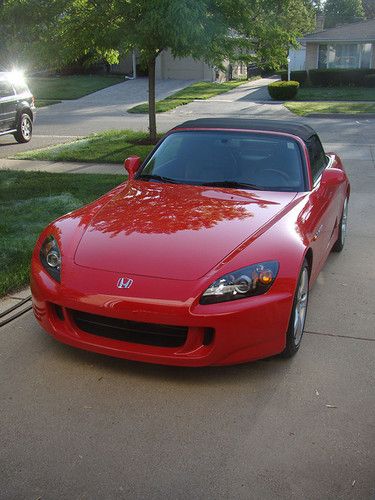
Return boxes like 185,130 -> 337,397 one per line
305,330 -> 375,342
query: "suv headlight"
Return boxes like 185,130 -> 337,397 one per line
200,261 -> 279,305
40,235 -> 61,282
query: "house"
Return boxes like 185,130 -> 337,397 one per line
289,18 -> 375,71
155,50 -> 215,80
112,49 -> 248,81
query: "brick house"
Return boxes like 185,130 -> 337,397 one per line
289,18 -> 375,71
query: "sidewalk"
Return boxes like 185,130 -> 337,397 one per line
0,158 -> 124,175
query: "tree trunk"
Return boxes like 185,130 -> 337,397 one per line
148,57 -> 157,143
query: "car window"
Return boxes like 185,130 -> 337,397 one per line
0,80 -> 15,98
306,134 -> 328,183
13,81 -> 29,94
138,131 -> 305,192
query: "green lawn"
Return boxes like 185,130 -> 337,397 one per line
28,74 -> 125,105
295,86 -> 375,101
13,130 -> 160,164
128,78 -> 256,113
285,101 -> 375,116
0,170 -> 124,296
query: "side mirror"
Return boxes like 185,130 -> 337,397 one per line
320,167 -> 345,187
124,156 -> 141,179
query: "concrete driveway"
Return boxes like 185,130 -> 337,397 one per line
1,143 -> 375,498
0,77 -> 375,499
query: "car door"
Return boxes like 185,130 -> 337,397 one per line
0,79 -> 17,132
306,134 -> 339,268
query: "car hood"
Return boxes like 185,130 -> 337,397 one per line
74,181 -> 297,280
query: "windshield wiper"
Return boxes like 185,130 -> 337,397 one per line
138,174 -> 180,184
139,176 -> 263,190
201,180 -> 262,190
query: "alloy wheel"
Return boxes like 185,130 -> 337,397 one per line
21,116 -> 32,140
293,267 -> 309,345
340,198 -> 349,246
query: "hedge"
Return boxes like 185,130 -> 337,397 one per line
279,70 -> 308,86
279,68 -> 375,87
309,68 -> 375,87
363,74 -> 375,88
268,81 -> 300,100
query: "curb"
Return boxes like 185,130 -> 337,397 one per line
304,113 -> 375,119
0,158 -> 123,175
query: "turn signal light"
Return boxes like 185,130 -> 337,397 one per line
259,270 -> 274,285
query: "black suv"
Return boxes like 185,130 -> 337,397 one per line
0,72 -> 35,143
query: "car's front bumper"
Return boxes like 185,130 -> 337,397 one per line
31,262 -> 294,367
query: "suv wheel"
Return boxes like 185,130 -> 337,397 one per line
14,113 -> 33,143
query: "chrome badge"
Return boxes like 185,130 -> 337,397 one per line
117,277 -> 133,289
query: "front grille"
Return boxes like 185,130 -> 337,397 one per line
69,309 -> 188,348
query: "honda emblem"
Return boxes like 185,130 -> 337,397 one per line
117,277 -> 133,289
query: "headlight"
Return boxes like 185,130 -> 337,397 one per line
40,235 -> 61,282
200,261 -> 279,305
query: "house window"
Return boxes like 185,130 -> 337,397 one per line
318,43 -> 372,69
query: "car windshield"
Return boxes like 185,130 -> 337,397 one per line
138,130 -> 305,192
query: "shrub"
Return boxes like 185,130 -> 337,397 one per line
268,81 -> 300,100
279,70 -> 308,86
364,74 -> 375,87
309,68 -> 375,87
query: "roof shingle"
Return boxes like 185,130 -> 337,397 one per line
301,18 -> 375,42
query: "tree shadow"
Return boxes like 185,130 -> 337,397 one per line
236,86 -> 272,102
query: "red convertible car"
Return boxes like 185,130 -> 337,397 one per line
31,119 -> 350,366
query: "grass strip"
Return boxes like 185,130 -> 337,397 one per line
285,101 -> 375,116
12,130 -> 161,164
0,170 -> 124,296
128,78 -> 256,114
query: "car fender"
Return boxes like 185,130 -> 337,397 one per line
195,192 -> 311,305
15,101 -> 34,122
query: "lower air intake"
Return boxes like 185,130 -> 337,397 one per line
69,309 -> 188,348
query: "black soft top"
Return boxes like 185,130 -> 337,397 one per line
174,118 -> 316,142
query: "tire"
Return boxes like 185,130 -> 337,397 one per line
331,197 -> 349,253
280,260 -> 309,358
14,113 -> 33,143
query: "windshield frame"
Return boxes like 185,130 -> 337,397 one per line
135,128 -> 309,192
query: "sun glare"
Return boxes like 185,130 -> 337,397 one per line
8,69 -> 26,85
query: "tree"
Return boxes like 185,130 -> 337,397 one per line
324,0 -> 365,28
363,0 -> 375,18
1,0 -> 315,142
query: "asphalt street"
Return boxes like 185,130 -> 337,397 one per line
1,76 -> 375,156
0,78 -> 374,499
